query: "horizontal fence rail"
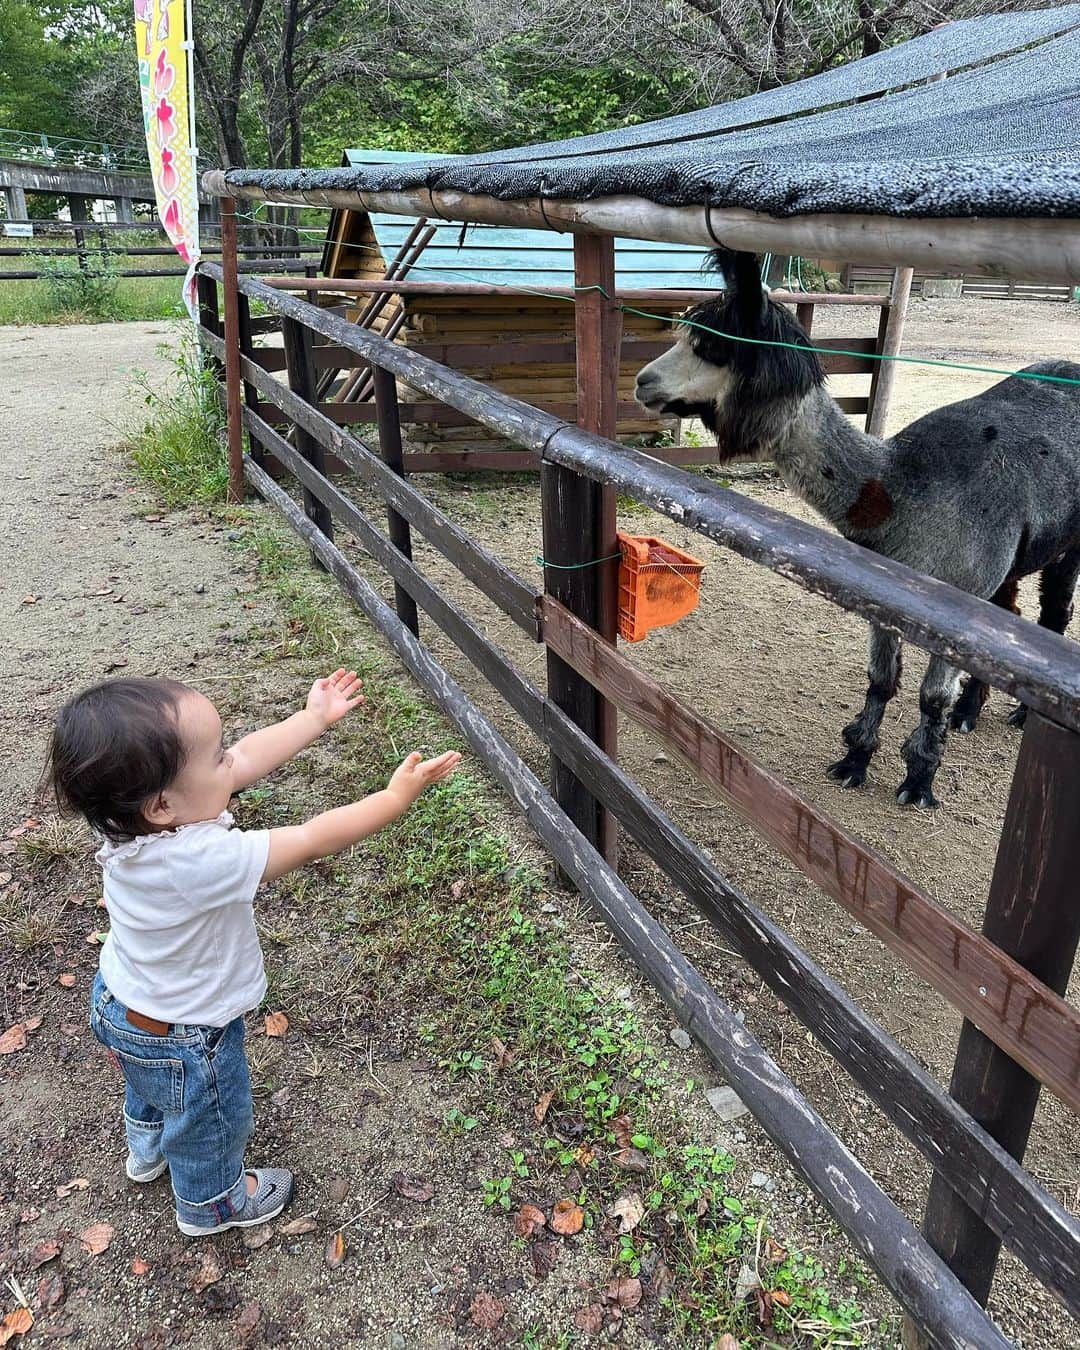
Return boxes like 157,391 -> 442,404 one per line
196,260 -> 1080,1341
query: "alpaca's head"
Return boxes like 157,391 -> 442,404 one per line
634,249 -> 825,460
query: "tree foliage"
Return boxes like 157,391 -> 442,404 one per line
1,0 -> 1061,169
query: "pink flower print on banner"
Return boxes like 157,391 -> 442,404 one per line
163,197 -> 183,240
155,96 -> 177,147
159,146 -> 179,195
134,0 -> 153,56
157,0 -> 173,43
176,241 -> 191,264
154,48 -> 176,98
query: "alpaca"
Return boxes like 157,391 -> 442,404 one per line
634,249 -> 1080,808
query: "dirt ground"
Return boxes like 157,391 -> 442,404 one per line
0,297 -> 1077,1348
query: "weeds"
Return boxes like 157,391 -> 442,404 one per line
127,326 -> 229,505
25,248 -> 121,321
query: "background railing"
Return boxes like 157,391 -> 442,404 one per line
0,128 -> 149,173
195,248 -> 1080,1349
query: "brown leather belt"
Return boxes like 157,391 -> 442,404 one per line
126,1009 -> 173,1036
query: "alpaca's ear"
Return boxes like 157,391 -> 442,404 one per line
707,248 -> 766,326
730,252 -> 767,328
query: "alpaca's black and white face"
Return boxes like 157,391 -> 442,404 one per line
634,249 -> 824,460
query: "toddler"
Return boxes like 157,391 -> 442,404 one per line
47,670 -> 459,1236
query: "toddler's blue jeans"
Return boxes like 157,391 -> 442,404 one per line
90,971 -> 253,1229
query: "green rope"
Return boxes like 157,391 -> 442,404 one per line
534,551 -> 622,569
619,302 -> 1080,388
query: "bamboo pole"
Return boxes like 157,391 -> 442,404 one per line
200,170 -> 1080,284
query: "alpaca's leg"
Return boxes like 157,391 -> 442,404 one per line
1009,549 -> 1080,728
950,579 -> 1020,733
896,655 -> 962,808
827,626 -> 901,788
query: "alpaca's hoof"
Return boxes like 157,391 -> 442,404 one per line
827,755 -> 867,789
949,710 -> 978,734
1007,703 -> 1028,729
896,780 -> 940,809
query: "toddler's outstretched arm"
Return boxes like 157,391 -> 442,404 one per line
261,749 -> 461,882
229,669 -> 364,791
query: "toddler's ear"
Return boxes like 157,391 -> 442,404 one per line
142,792 -> 174,829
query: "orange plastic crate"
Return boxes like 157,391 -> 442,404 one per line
617,532 -> 706,642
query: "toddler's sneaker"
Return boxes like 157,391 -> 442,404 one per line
126,1154 -> 168,1183
176,1168 -> 293,1237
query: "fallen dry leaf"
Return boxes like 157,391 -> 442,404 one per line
263,1011 -> 288,1038
510,1203 -> 546,1239
103,659 -> 127,673
734,1263 -> 762,1303
0,1307 -> 33,1345
78,1221 -> 114,1256
533,1089 -> 555,1124
85,932 -> 106,946
764,1236 -> 787,1265
573,1144 -> 595,1168
324,1232 -> 346,1269
55,1178 -> 88,1199
278,1215 -> 318,1236
608,1192 -> 645,1235
0,1024 -> 27,1055
468,1293 -> 505,1330
770,1289 -> 792,1308
604,1276 -> 643,1309
23,1016 -> 41,1032
530,1243 -> 557,1283
550,1198 -> 584,1236
190,1252 -> 222,1292
57,974 -> 76,989
391,1171 -> 434,1203
29,1240 -> 61,1269
651,1259 -> 674,1301
613,1147 -> 649,1174
573,1304 -> 604,1334
490,1036 -> 514,1069
21,595 -> 39,606
612,1114 -> 633,1150
37,1272 -> 65,1312
131,1257 -> 150,1276
241,1228 -> 273,1250
327,1176 -> 349,1204
714,1337 -> 741,1350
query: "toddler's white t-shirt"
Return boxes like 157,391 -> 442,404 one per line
96,811 -> 271,1027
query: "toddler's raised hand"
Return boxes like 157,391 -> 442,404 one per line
306,669 -> 364,728
387,750 -> 462,807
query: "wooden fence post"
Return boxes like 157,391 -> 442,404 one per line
220,196 -> 246,504
904,711 -> 1080,1346
235,292 -> 264,467
540,233 -> 621,866
866,265 -> 913,438
196,271 -> 222,382
372,363 -> 419,637
281,315 -> 333,557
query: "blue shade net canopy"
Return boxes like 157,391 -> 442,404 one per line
223,6 -> 1080,224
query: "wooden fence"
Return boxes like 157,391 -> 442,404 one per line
195,242 -> 1080,1349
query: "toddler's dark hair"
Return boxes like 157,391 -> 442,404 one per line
46,677 -> 192,843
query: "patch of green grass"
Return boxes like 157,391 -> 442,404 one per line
126,325 -> 229,506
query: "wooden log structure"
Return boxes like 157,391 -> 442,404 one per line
240,450 -> 1018,1350
233,391 -> 1080,1315
197,266 -> 1080,1330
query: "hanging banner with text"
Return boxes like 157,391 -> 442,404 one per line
134,0 -> 200,314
